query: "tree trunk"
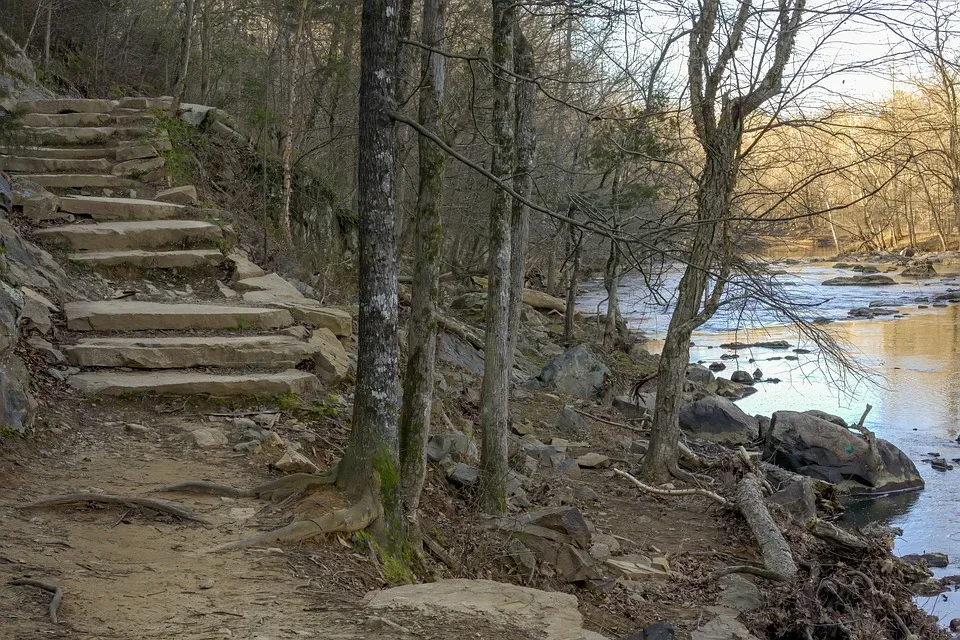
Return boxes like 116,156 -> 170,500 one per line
169,0 -> 196,114
280,0 -> 310,245
563,210 -> 580,343
507,28 -> 537,368
338,0 -> 406,552
199,0 -> 211,104
603,164 -> 622,349
399,0 -> 446,528
546,249 -> 557,296
478,0 -> 515,516
43,2 -> 52,70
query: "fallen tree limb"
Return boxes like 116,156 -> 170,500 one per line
808,518 -> 869,549
208,490 -> 377,553
23,493 -> 212,525
8,578 -> 63,624
436,314 -> 485,350
734,473 -> 797,581
151,467 -> 339,502
613,468 -> 730,507
577,409 -> 703,468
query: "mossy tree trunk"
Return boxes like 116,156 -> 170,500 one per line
399,0 -> 447,528
338,0 -> 406,552
479,0 -> 515,516
507,28 -> 537,367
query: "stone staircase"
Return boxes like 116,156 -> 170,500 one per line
4,97 -> 352,398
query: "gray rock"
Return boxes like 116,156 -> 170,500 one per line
449,292 -> 487,313
613,394 -> 653,419
822,275 -> 895,286
232,417 -> 258,430
537,344 -> 610,399
708,362 -> 726,372
556,405 -> 589,436
763,411 -> 924,494
444,461 -> 480,487
714,378 -> 758,400
621,622 -> 676,640
901,552 -> 949,568
686,364 -> 717,392
425,433 -> 477,463
802,410 -> 847,427
717,574 -> 762,612
730,370 -> 754,384
692,615 -> 760,640
679,396 -> 760,444
576,452 -> 611,469
186,427 -> 228,449
766,476 -> 817,523
901,262 -> 937,279
436,332 -> 485,376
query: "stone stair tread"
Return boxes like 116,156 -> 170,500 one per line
17,174 -> 142,189
16,98 -> 118,114
36,220 -> 222,251
58,195 -> 186,220
66,335 -> 319,369
65,301 -> 294,332
67,249 -> 224,268
0,146 -> 112,159
67,369 -> 321,396
0,155 -> 113,173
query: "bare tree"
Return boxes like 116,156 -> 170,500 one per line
642,0 -> 806,482
478,0 -> 516,515
279,0 -> 310,245
399,0 -> 447,530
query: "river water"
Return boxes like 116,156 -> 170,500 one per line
580,263 -> 960,623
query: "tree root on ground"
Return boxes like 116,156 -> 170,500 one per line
613,468 -> 730,507
151,465 -> 339,502
22,493 -> 213,525
9,578 -> 63,624
207,489 -> 378,553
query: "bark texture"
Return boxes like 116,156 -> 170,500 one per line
338,0 -> 405,549
479,0 -> 515,515
736,473 -> 798,580
399,0 -> 446,524
279,0 -> 310,245
507,28 -> 537,367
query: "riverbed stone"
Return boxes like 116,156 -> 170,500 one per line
763,411 -> 924,494
679,396 -> 759,444
822,275 -> 895,286
730,370 -> 754,384
536,344 -> 610,399
901,262 -> 937,279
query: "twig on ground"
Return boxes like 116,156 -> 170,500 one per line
8,578 -> 63,624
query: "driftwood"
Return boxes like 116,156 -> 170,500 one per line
734,473 -> 797,581
23,493 -> 212,525
613,468 -> 730,507
808,518 -> 869,549
8,578 -> 63,624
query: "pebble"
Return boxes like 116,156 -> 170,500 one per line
199,578 -> 216,589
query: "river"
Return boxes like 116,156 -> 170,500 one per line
580,262 -> 960,624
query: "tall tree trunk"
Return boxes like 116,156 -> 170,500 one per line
280,0 -> 310,245
199,0 -> 211,103
399,0 -> 446,528
563,208 -> 580,343
603,164 -> 622,349
479,0 -> 515,515
43,2 -> 52,70
169,0 -> 196,115
546,249 -> 557,296
507,29 -> 537,367
338,0 -> 406,551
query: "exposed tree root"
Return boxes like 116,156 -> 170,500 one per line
710,565 -> 789,581
613,468 -> 730,507
733,473 -> 797,581
23,493 -> 213,525
208,489 -> 378,553
151,466 -> 340,502
807,518 -> 868,549
9,578 -> 63,624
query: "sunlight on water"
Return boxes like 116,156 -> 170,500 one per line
580,262 -> 960,623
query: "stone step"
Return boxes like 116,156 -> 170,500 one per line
19,126 -> 154,146
0,155 -> 113,173
0,146 -> 112,159
66,335 -> 318,369
17,174 -> 142,189
16,99 -> 118,114
19,113 -> 153,128
58,195 -> 187,221
65,301 -> 294,332
36,220 -> 223,251
68,249 -> 224,269
67,369 -> 320,397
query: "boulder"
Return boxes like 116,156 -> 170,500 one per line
365,579 -> 607,640
691,615 -> 760,640
308,328 -> 349,382
576,452 -> 611,469
730,370 -> 754,384
622,623 -> 676,640
717,574 -> 762,612
537,344 -> 610,399
450,292 -> 487,313
802,409 -> 847,427
714,378 -> 758,400
901,552 -> 949,568
686,364 -> 717,392
901,262 -> 937,279
613,393 -> 653,419
556,405 -> 589,436
425,432 -> 477,462
822,275 -> 895,286
765,476 -> 817,523
763,411 -> 924,494
185,427 -> 228,449
708,362 -> 726,372
273,449 -> 321,474
155,185 -> 198,205
719,340 -> 790,349
679,396 -> 759,444
436,332 -> 484,375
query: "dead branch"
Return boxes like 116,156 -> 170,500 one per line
734,473 -> 797,581
613,468 -> 730,507
8,578 -> 63,624
422,532 -> 462,574
808,518 -> 869,549
23,493 -> 212,525
437,314 -> 485,350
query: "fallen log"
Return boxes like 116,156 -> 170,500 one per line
735,473 -> 797,581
